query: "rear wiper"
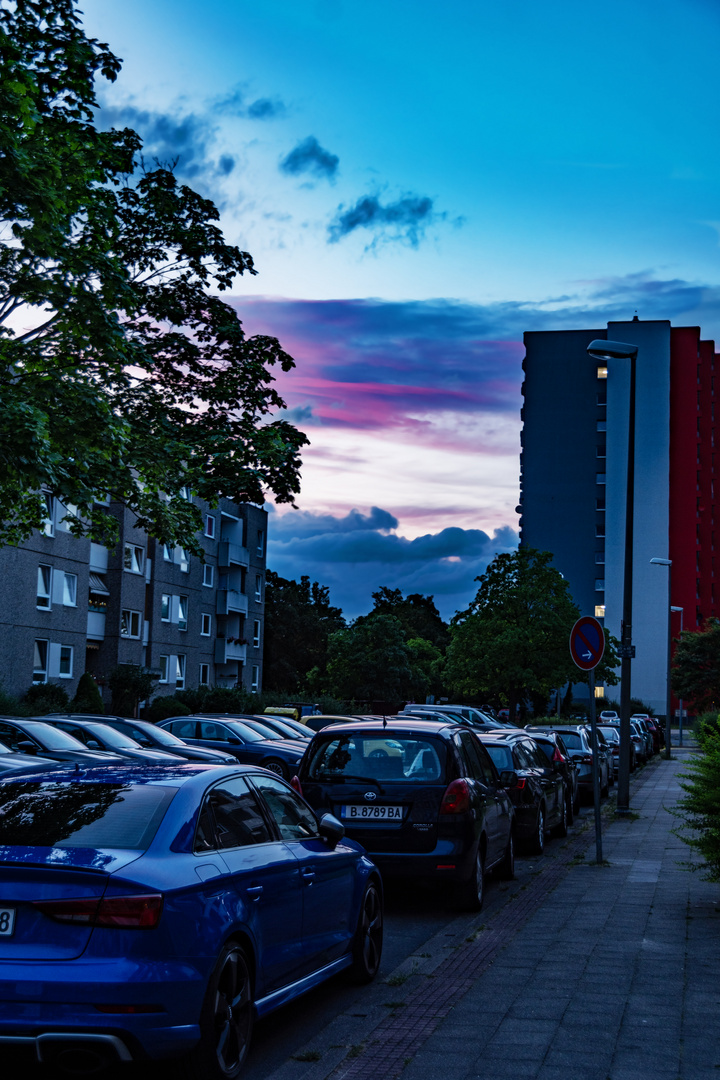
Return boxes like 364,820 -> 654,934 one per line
315,772 -> 385,791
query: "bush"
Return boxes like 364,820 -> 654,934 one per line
176,686 -> 258,714
144,696 -> 191,724
21,682 -> 70,715
694,712 -> 720,746
674,722 -> 720,881
70,672 -> 104,714
108,665 -> 159,717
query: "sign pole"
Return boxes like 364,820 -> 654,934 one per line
588,668 -> 603,865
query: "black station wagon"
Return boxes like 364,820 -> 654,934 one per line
295,719 -> 516,910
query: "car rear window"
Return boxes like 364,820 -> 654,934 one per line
556,730 -> 583,749
482,744 -> 514,773
306,734 -> 447,783
0,782 -> 176,849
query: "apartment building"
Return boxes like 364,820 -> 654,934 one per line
0,494 -> 267,705
519,317 -> 718,714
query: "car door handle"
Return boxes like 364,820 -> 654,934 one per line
245,885 -> 263,901
301,868 -> 316,885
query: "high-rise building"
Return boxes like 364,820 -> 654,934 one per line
0,495 -> 267,706
519,318 -> 718,714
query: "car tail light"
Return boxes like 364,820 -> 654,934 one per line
290,775 -> 303,796
515,777 -> 527,790
439,779 -> 472,814
580,754 -> 593,764
551,748 -> 566,763
33,895 -> 163,928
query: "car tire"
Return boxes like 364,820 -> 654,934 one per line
350,881 -> 383,983
497,830 -> 515,880
458,843 -> 485,911
261,759 -> 288,779
529,807 -> 545,855
554,794 -> 568,838
185,942 -> 254,1080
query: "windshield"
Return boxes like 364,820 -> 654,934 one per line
110,721 -> 184,748
19,724 -> 96,751
0,782 -> 176,849
224,722 -> 263,743
555,730 -> 583,749
79,725 -> 144,750
306,733 -> 447,783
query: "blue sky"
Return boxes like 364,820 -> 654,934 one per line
83,0 -> 720,618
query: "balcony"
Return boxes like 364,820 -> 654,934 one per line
215,638 -> 247,664
218,542 -> 249,568
216,588 -> 248,616
87,611 -> 106,641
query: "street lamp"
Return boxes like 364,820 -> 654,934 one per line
671,606 -> 684,746
650,557 -> 672,759
587,338 -> 638,814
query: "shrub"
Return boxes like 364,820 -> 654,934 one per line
673,724 -> 720,881
108,665 -> 159,717
144,696 -> 191,724
70,672 -> 104,714
0,681 -> 21,716
21,682 -> 70,715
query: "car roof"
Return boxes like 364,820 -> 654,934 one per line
0,762 -> 265,790
309,718 -> 456,736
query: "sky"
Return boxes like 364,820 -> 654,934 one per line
82,0 -> 720,619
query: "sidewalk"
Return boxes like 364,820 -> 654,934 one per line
393,746 -> 720,1080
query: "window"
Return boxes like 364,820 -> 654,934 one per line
62,572 -> 77,607
58,645 -> 73,678
205,515 -> 215,538
120,609 -> 142,638
252,620 -> 260,648
596,445 -> 606,458
179,548 -> 190,573
199,663 -> 210,686
251,775 -> 318,841
161,594 -> 171,621
179,486 -> 192,501
596,525 -> 605,537
596,473 -> 606,484
595,605 -> 606,618
251,665 -> 259,693
33,640 -> 48,683
596,498 -> 606,511
203,564 -> 214,587
594,686 -> 605,698
37,565 -> 52,609
123,544 -> 144,574
256,530 -> 264,556
595,579 -> 605,591
178,596 -> 188,631
255,575 -> 262,602
42,492 -> 55,536
162,544 -> 172,562
58,503 -> 78,531
596,365 -> 608,379
595,552 -> 605,564
159,655 -> 169,684
176,654 -> 186,689
201,613 -> 212,637
197,778 -> 272,851
596,420 -> 607,431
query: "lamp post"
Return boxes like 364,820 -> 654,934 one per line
671,606 -> 684,746
587,338 -> 639,814
650,557 -> 672,759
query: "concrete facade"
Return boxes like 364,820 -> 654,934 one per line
0,496 -> 267,706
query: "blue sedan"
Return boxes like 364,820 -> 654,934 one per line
0,763 -> 383,1077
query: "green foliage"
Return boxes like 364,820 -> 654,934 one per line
108,665 -> 158,717
21,682 -> 70,714
0,681 -> 22,715
70,672 -> 104,714
694,712 -> 720,746
367,587 -> 450,650
263,572 -> 345,692
144,695 -> 191,724
0,0 -> 307,551
672,620 -> 720,714
322,614 -> 428,707
176,685 -> 260,714
673,723 -> 720,881
445,548 -> 581,723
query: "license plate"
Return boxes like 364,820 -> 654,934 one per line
0,908 -> 16,937
341,804 -> 404,821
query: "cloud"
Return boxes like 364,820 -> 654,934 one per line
328,193 -> 443,247
280,136 -> 339,180
267,506 -> 519,620
214,86 -> 287,119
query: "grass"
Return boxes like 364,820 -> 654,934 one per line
347,1044 -> 365,1059
385,972 -> 410,987
292,1050 -> 322,1062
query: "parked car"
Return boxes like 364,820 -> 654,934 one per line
296,718 -> 516,910
159,716 -> 305,779
632,716 -> 659,755
598,717 -> 645,765
599,710 -> 620,723
477,730 -> 567,852
525,730 -> 580,820
0,739 -> 63,776
598,724 -> 637,774
302,714 -> 360,733
255,714 -> 316,739
400,704 -> 504,729
0,718 -> 124,767
66,716 -> 239,764
525,725 -> 611,800
0,763 -> 382,1073
41,718 -> 188,766
642,716 -> 665,751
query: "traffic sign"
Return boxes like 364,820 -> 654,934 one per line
569,616 -> 605,671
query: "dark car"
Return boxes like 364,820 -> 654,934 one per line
525,730 -> 580,820
159,716 -> 305,779
0,718 -> 125,767
526,725 -> 611,799
184,712 -> 310,743
0,739 -> 63,776
477,731 -> 567,853
0,763 -> 382,1073
598,724 -> 637,775
296,719 -> 516,910
61,715 -> 238,764
41,718 -> 187,765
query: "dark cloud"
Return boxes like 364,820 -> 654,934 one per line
280,136 -> 339,180
328,193 -> 442,247
214,86 -> 287,119
267,506 -> 519,620
247,97 -> 286,119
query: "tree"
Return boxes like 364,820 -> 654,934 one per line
673,717 -> 720,881
323,614 -> 427,706
70,671 -> 104,714
366,587 -> 450,650
0,0 -> 307,551
672,620 -> 720,713
263,572 -> 345,692
107,664 -> 158,717
444,548 -> 582,723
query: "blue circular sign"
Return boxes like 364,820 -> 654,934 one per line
569,616 -> 605,671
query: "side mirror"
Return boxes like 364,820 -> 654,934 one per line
318,813 -> 345,848
227,737 -> 240,744
17,740 -> 38,755
499,770 -> 518,789
86,740 -> 102,750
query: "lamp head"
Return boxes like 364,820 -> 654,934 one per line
650,558 -> 672,566
587,339 -> 639,362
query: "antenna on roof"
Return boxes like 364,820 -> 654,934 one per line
633,311 -> 639,321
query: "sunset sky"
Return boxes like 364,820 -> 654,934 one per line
83,0 -> 720,618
